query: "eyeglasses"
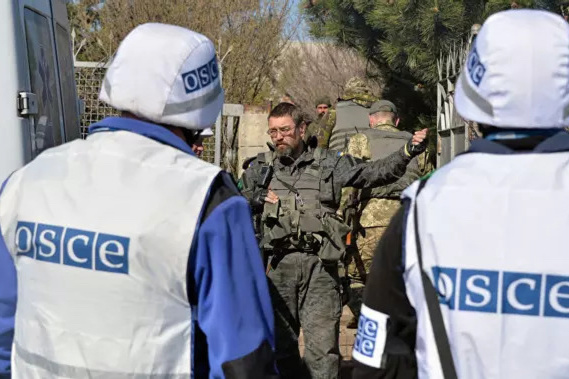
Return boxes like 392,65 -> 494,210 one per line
267,126 -> 295,137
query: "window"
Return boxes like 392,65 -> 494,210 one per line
24,7 -> 63,156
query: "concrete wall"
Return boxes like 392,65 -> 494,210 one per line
237,104 -> 272,177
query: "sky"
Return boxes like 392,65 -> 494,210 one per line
289,0 -> 311,41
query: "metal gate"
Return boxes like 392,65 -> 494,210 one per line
74,62 -> 118,139
74,61 -> 240,170
436,29 -> 480,167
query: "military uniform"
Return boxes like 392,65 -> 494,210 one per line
344,120 -> 428,322
304,109 -> 336,148
240,142 -> 419,379
328,77 -> 379,152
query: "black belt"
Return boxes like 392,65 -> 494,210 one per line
269,248 -> 317,256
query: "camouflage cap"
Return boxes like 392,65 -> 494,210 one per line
343,77 -> 370,97
315,96 -> 332,107
341,77 -> 378,107
369,100 -> 397,115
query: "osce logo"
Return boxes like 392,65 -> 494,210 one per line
181,57 -> 219,94
16,221 -> 130,275
466,47 -> 485,86
433,266 -> 569,318
353,314 -> 378,357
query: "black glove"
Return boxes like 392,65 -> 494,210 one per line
251,188 -> 268,211
406,138 -> 427,158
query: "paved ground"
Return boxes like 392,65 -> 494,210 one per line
299,305 -> 357,378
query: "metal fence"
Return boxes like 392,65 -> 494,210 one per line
74,61 -> 227,165
436,32 -> 480,167
74,62 -> 118,138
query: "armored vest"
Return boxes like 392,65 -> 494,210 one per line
329,101 -> 370,151
350,128 -> 418,228
258,148 -> 349,262
357,128 -> 418,199
361,128 -> 410,159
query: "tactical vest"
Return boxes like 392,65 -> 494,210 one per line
329,101 -> 370,151
0,130 -> 220,378
355,128 -> 418,228
402,149 -> 569,379
357,128 -> 418,199
259,148 -> 349,262
361,128 -> 411,160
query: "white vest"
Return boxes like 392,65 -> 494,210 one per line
403,151 -> 569,379
0,131 -> 220,378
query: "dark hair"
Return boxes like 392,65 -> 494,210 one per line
268,102 -> 304,127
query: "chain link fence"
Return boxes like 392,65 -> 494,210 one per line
74,62 -> 118,138
74,61 -> 216,163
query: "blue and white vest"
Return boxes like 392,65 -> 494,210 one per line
402,145 -> 569,379
0,129 -> 220,378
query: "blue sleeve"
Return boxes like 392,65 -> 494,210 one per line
0,177 -> 16,377
191,196 -> 276,378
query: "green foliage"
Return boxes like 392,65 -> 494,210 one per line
305,0 -> 565,87
303,0 -> 565,164
485,0 -> 560,16
306,0 -> 490,87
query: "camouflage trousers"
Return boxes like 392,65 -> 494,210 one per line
267,251 -> 342,379
346,226 -> 387,319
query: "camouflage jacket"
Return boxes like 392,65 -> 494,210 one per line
341,77 -> 378,108
341,122 -> 428,227
304,110 -> 336,149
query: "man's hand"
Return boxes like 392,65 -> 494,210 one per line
405,128 -> 428,157
265,190 -> 279,204
250,188 -> 278,211
412,128 -> 428,145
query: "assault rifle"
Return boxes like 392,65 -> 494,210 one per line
344,189 -> 367,284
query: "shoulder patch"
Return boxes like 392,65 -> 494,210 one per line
346,133 -> 371,160
352,304 -> 388,368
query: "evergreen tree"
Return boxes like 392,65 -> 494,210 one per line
303,0 -> 564,136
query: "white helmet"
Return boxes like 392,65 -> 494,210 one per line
99,23 -> 224,130
455,10 -> 569,129
201,127 -> 214,137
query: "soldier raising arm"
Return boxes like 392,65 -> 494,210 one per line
241,112 -> 427,211
239,102 -> 426,379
